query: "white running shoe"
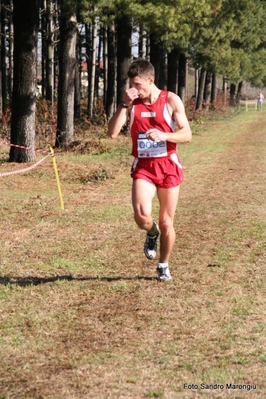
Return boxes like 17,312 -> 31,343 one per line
157,263 -> 172,281
144,222 -> 159,260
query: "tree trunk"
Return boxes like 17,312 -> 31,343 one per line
237,81 -> 242,98
106,23 -> 116,118
116,15 -> 132,105
1,1 -> 7,114
167,47 -> 179,93
87,19 -> 97,119
56,13 -> 78,148
138,24 -> 145,58
46,0 -> 54,106
178,52 -> 187,103
196,68 -> 206,110
145,34 -> 150,59
103,26 -> 108,109
41,0 -> 47,98
74,61 -> 81,119
194,68 -> 199,99
230,83 -> 236,106
223,77 -> 228,106
150,34 -> 165,88
211,73 -> 217,104
0,3 -> 3,120
8,0 -> 14,105
96,26 -> 102,99
9,0 -> 39,163
74,9 -> 81,120
204,70 -> 212,110
53,0 -> 59,101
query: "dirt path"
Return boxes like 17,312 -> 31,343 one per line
178,111 -> 266,268
69,110 -> 266,398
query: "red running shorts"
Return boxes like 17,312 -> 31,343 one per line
131,153 -> 184,188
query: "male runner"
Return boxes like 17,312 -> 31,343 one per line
108,58 -> 192,281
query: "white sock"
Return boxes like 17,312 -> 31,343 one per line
157,262 -> 168,268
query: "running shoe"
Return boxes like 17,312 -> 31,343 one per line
144,222 -> 159,260
157,265 -> 172,281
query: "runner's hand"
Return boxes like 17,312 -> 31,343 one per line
122,88 -> 139,106
146,128 -> 164,142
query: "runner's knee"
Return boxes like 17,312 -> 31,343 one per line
134,212 -> 151,229
159,217 -> 174,235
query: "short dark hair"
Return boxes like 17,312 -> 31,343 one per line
127,58 -> 155,79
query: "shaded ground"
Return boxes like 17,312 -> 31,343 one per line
0,110 -> 266,399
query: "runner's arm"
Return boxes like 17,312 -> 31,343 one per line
146,92 -> 192,143
108,87 -> 138,138
107,106 -> 129,138
165,93 -> 192,143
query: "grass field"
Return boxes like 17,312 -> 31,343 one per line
0,107 -> 266,399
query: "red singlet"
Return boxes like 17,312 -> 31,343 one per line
129,90 -> 184,188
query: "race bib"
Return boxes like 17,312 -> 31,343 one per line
137,132 -> 167,158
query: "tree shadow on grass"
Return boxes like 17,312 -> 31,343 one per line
0,274 -> 157,287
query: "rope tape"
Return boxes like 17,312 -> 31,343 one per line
0,140 -> 64,209
0,141 -> 51,155
0,154 -> 51,177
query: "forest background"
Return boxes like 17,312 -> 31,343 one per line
1,0 -> 266,162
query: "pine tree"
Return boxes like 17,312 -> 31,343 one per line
9,0 -> 39,162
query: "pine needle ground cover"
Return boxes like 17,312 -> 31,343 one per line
0,110 -> 266,399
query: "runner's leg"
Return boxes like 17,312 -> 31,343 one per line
157,186 -> 180,263
132,178 -> 156,231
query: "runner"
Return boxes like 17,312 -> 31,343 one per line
257,92 -> 264,110
108,58 -> 192,281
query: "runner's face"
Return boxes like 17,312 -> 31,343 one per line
129,76 -> 153,99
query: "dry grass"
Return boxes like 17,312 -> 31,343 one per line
0,108 -> 266,399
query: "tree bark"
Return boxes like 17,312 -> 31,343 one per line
103,26 -> 108,109
8,0 -> 14,104
41,0 -> 47,98
74,60 -> 81,119
138,24 -> 145,58
116,15 -> 132,105
178,52 -> 187,103
167,47 -> 179,93
0,3 -> 3,120
87,19 -> 97,120
223,76 -> 228,106
237,81 -> 242,98
230,83 -> 236,106
1,1 -> 7,114
196,68 -> 206,110
106,23 -> 116,118
150,34 -> 165,88
194,68 -> 199,99
211,73 -> 217,104
204,70 -> 212,110
56,13 -> 78,148
46,0 -> 54,106
9,0 -> 39,163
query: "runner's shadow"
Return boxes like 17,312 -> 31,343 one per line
0,274 -> 157,287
